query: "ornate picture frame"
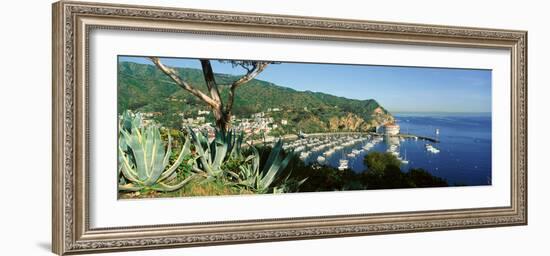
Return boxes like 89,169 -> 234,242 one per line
52,1 -> 527,255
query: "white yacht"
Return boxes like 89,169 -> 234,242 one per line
425,144 -> 440,154
317,156 -> 326,164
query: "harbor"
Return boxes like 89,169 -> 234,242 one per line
246,113 -> 489,186
281,132 -> 441,172
279,121 -> 441,171
287,113 -> 490,186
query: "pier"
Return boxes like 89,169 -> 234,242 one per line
303,131 -> 440,143
395,134 -> 440,143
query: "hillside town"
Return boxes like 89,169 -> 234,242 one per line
129,103 -> 405,144
135,107 -> 288,140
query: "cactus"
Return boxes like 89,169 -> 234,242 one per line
118,111 -> 194,192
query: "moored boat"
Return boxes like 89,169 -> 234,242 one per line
425,144 -> 440,154
338,159 -> 349,170
317,156 -> 326,163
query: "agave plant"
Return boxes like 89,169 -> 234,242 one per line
188,128 -> 231,179
118,111 -> 194,192
234,140 -> 301,194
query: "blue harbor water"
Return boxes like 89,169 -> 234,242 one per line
290,113 -> 492,186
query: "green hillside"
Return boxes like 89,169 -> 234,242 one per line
118,61 -> 394,133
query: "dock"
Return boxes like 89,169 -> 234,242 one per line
396,134 -> 440,143
366,132 -> 439,143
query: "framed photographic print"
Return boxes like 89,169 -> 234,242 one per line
52,1 -> 527,255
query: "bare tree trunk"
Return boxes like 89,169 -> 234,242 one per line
212,108 -> 230,133
200,59 -> 230,132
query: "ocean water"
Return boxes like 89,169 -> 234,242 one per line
302,113 -> 492,186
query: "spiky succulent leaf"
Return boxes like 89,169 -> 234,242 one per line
212,135 -> 228,170
144,127 -> 167,186
158,136 -> 190,182
118,143 -> 141,184
149,175 -> 195,192
121,126 -> 148,181
189,130 -> 214,175
118,183 -> 144,191
261,139 -> 283,174
258,141 -> 292,190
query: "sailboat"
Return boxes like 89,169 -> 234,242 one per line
401,149 -> 409,164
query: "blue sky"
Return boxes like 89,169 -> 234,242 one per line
119,56 -> 492,113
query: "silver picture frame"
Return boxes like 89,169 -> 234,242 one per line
52,1 -> 527,254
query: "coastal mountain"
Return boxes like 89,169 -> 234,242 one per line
118,61 -> 394,132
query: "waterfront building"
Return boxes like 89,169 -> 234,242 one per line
381,123 -> 400,136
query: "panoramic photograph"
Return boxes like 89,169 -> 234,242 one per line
117,55 -> 492,199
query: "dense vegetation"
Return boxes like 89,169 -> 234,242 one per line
118,61 -> 393,133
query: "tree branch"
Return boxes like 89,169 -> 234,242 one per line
225,62 -> 270,113
231,62 -> 270,89
149,57 -> 219,108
